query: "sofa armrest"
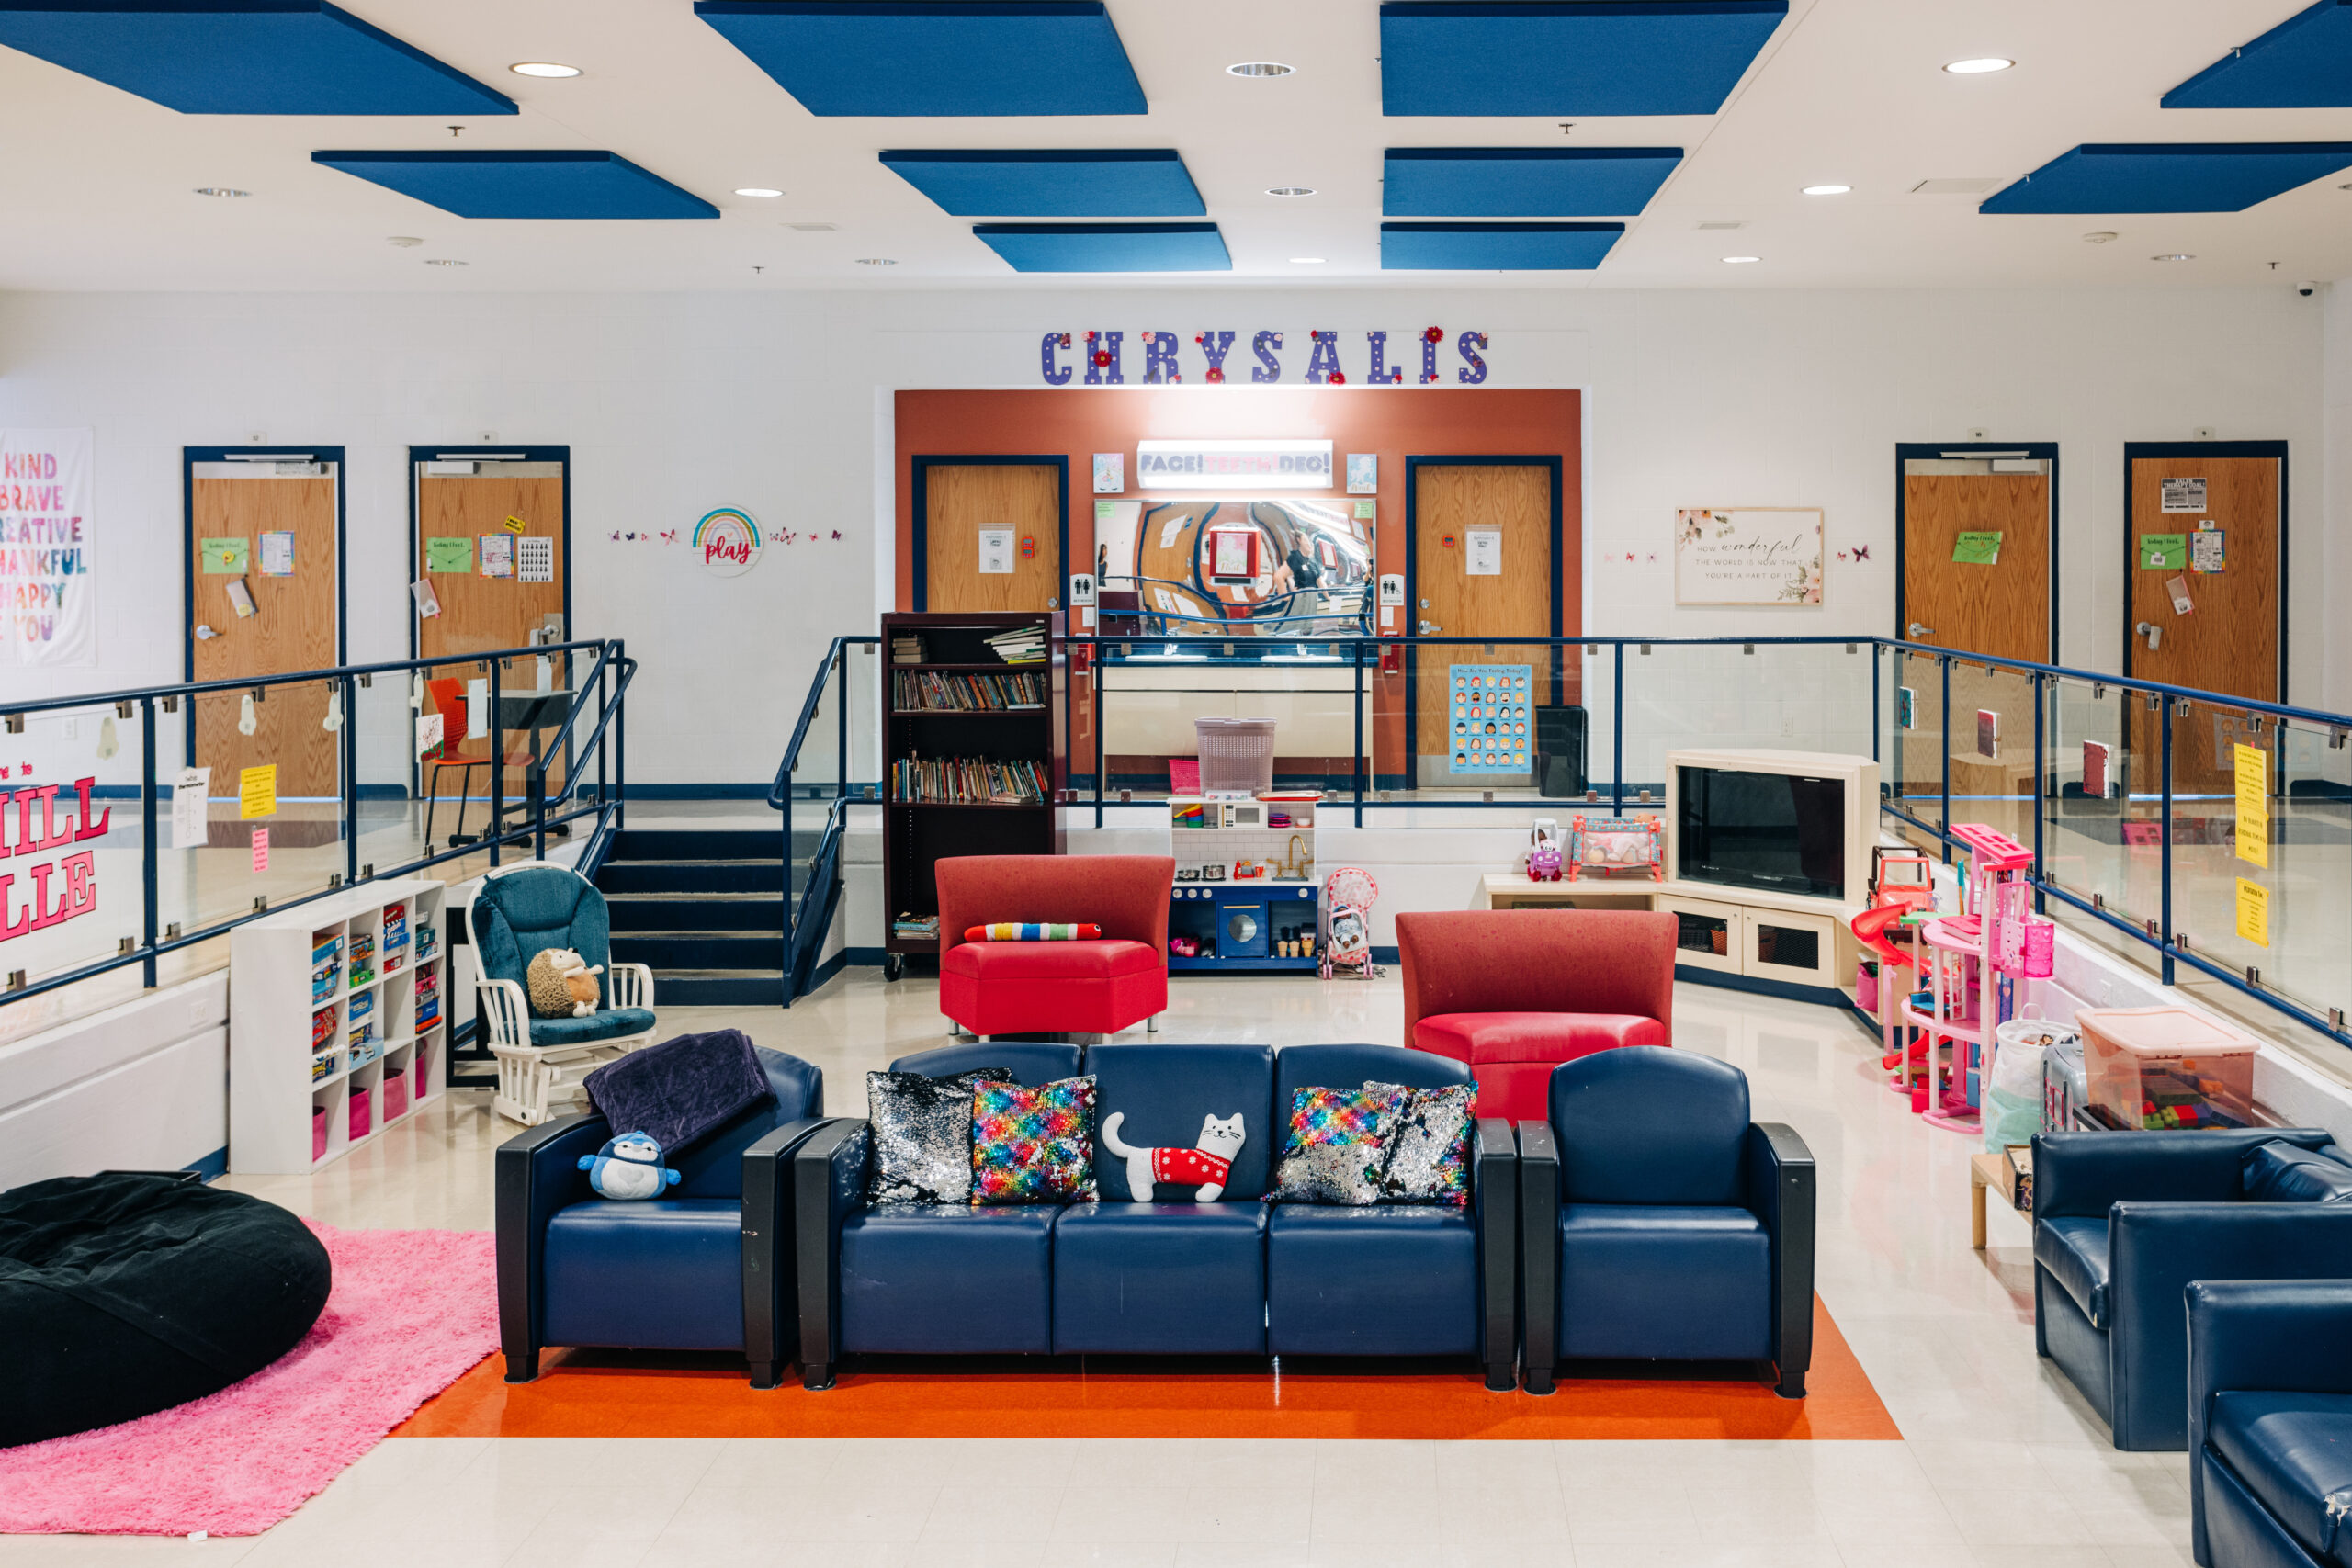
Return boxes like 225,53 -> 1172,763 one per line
493,1111 -> 609,1382
741,1116 -> 835,1389
1747,1122 -> 1815,1398
1473,1118 -> 1518,1392
1516,1119 -> 1560,1393
793,1118 -> 871,1388
2032,1129 -> 2335,1219
2107,1201 -> 2352,1450
2188,1280 -> 2352,1562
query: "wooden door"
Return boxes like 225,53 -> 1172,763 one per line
1899,462 -> 2052,823
189,462 -> 339,798
414,458 -> 569,797
1412,464 -> 1553,781
922,463 -> 1060,613
2126,448 -> 2282,796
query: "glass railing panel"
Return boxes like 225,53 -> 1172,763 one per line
352,670 -> 424,872
1094,638 -> 1366,804
175,677 -> 348,930
2038,674 -> 2149,940
0,698 -> 142,987
2167,702 -> 2349,1027
1620,641 -> 1872,809
1884,647 -> 1947,846
844,639 -> 884,794
1939,659 -> 2037,848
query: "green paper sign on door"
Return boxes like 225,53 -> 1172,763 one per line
2141,533 -> 2188,570
425,536 -> 473,574
1951,531 -> 2002,565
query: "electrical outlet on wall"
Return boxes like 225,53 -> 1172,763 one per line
1781,716 -> 1796,738
61,717 -> 78,739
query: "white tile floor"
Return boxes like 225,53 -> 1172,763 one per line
2,970 -> 2199,1568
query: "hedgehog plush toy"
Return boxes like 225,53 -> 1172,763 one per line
526,947 -> 602,1018
578,1130 -> 679,1201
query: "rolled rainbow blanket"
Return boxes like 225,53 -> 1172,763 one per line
964,922 -> 1102,942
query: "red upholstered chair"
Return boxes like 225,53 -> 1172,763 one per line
1397,909 -> 1676,1122
935,855 -> 1173,1038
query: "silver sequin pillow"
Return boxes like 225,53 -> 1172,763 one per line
1267,1083 -> 1408,1205
865,1067 -> 1012,1205
1368,1080 -> 1476,1208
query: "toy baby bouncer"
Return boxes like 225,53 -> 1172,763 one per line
1318,865 -> 1383,979
1849,824 -> 2055,1131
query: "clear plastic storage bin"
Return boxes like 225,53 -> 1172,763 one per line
1193,717 -> 1276,795
2078,1006 -> 2259,1131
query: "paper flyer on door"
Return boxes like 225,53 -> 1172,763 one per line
0,428 -> 95,665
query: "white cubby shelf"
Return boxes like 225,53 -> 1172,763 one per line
231,878 -> 450,1174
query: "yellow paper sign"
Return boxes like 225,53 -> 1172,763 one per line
2237,877 -> 2270,947
238,763 -> 277,819
2233,741 -> 2268,867
503,514 -> 528,535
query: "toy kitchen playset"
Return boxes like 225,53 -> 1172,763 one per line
1166,793 -> 1321,971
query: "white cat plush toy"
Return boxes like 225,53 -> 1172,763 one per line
1101,1111 -> 1248,1201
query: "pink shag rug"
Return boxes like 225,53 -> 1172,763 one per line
0,1220 -> 496,1537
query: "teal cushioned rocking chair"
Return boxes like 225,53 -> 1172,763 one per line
470,864 -> 658,1124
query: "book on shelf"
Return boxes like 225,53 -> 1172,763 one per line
892,669 -> 1047,712
381,904 -> 409,953
415,997 -> 442,1032
982,626 -> 1046,665
311,1008 -> 338,1053
348,931 -> 376,987
415,923 -> 438,960
349,989 -> 374,1023
890,634 -> 927,665
889,754 -> 1049,806
893,912 -> 941,941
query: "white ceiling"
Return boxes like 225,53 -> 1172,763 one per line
3,0 -> 2348,291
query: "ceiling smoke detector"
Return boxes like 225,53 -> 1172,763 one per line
2083,231 -> 2118,244
386,235 -> 424,247
1226,62 -> 1293,77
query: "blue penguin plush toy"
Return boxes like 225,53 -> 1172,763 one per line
578,1130 -> 681,1201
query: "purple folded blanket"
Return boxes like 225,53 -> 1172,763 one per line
583,1028 -> 772,1153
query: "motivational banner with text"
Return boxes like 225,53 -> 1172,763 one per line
0,428 -> 95,666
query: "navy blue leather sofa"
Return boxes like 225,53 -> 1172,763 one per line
1517,1047 -> 1815,1398
2188,1280 -> 2352,1568
793,1042 -> 1517,1392
2034,1128 -> 2352,1450
495,1046 -> 826,1388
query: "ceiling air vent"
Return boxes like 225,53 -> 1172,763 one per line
1912,178 -> 2000,196
1696,220 -> 1745,231
786,221 -> 838,231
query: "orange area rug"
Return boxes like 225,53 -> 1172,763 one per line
398,1295 -> 1895,1441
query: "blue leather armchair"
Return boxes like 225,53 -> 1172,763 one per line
2033,1128 -> 2352,1450
794,1041 -> 1517,1391
495,1045 -> 826,1389
2188,1280 -> 2352,1568
1518,1046 -> 1815,1398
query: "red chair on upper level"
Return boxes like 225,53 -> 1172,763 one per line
1397,908 -> 1676,1122
422,677 -> 532,850
935,855 -> 1173,1039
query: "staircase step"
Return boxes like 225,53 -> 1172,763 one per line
653,970 -> 787,1006
597,860 -> 786,895
613,932 -> 783,968
608,828 -> 788,862
607,895 -> 786,931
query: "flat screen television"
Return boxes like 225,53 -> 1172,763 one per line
1676,765 -> 1846,898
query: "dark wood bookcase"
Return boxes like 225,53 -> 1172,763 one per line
881,611 -> 1063,968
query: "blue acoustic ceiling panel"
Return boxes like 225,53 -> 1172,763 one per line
1384,147 -> 1682,216
881,150 -> 1204,215
0,0 -> 513,115
2166,1 -> 2352,108
1381,221 -> 1623,270
311,151 -> 718,219
694,1 -> 1145,117
1980,143 -> 2352,214
974,222 -> 1229,272
1379,2 -> 1786,117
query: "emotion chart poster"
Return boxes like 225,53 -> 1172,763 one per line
1448,664 -> 1532,774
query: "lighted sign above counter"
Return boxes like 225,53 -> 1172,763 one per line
1136,439 -> 1332,489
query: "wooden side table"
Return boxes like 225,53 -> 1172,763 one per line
1969,1148 -> 2032,1247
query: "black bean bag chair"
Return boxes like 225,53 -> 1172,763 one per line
0,1172 -> 331,1448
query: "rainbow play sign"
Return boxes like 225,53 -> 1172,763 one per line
693,508 -> 763,577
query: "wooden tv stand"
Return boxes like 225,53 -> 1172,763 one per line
1473,874 -> 1867,1010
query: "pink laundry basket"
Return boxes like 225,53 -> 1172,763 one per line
348,1086 -> 372,1142
311,1105 -> 328,1162
383,1066 -> 408,1121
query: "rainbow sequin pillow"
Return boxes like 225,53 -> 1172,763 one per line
1268,1083 -> 1409,1205
970,1076 -> 1098,1204
1371,1082 -> 1476,1209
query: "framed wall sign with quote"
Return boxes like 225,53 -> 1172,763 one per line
1674,508 -> 1824,607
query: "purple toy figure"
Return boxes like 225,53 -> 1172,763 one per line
1528,841 -> 1564,882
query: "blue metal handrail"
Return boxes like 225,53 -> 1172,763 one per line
770,636 -> 879,1004
0,637 -> 630,1010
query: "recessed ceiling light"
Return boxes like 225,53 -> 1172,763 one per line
1722,254 -> 1761,264
193,186 -> 249,198
1227,61 -> 1293,77
1801,184 -> 1851,197
424,258 -> 468,267
2152,253 -> 2194,262
2083,231 -> 2118,244
1289,256 -> 1326,264
509,62 -> 580,77
1943,57 -> 2014,73
855,257 -> 897,265
386,235 -> 423,247
733,187 -> 783,198
1265,186 -> 1316,197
